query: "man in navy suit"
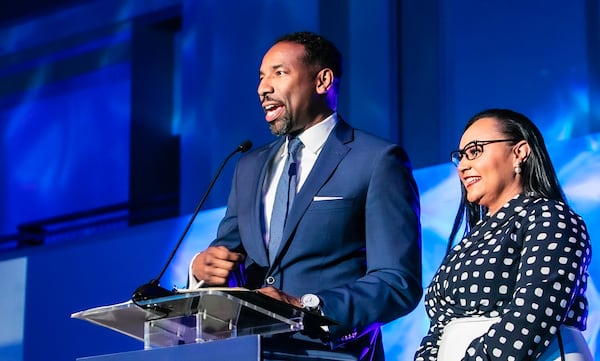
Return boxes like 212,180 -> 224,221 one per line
190,31 -> 422,360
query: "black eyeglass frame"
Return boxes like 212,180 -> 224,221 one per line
450,138 -> 518,166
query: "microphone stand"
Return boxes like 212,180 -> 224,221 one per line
132,140 -> 252,303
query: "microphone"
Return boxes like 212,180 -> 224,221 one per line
132,140 -> 253,303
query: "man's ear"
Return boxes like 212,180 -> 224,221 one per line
315,68 -> 334,94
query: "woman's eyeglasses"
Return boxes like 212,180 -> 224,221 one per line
450,139 -> 517,166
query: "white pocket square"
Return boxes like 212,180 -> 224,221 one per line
313,196 -> 344,201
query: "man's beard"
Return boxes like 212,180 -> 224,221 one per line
269,115 -> 292,136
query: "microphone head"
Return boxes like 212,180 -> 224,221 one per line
131,279 -> 176,303
238,140 -> 253,153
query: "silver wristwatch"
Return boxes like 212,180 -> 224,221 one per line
301,293 -> 321,311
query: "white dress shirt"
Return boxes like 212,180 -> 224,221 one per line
262,113 -> 338,244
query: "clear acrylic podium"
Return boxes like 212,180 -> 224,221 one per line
72,288 -> 334,360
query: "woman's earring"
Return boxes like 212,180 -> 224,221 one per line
514,161 -> 522,174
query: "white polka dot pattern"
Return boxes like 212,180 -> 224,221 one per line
415,194 -> 591,361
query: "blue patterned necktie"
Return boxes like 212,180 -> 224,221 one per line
268,137 -> 303,264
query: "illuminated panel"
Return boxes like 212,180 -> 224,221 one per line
0,257 -> 27,361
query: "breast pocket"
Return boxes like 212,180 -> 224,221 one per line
307,197 -> 354,211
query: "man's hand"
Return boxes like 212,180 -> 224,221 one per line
191,246 -> 245,286
256,286 -> 302,308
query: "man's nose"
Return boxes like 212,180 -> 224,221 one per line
257,78 -> 273,98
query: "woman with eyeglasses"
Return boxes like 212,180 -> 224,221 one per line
414,108 -> 592,361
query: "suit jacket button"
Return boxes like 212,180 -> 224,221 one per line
265,276 -> 276,285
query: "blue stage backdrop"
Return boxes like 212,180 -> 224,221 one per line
0,1 -> 599,361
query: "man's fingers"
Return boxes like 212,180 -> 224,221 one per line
192,246 -> 245,285
256,287 -> 301,307
202,270 -> 230,285
207,246 -> 245,262
203,250 -> 241,271
256,286 -> 280,299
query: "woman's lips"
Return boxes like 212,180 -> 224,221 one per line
464,176 -> 481,188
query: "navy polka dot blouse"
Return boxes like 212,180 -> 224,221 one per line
415,193 -> 592,360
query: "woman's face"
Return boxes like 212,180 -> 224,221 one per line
456,117 -> 525,215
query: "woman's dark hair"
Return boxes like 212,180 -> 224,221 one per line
275,31 -> 343,80
447,108 -> 566,254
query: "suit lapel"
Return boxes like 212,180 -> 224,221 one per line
271,121 -> 353,265
245,138 -> 284,265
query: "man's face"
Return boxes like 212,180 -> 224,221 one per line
258,41 -> 318,136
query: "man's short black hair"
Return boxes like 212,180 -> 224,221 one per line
275,31 -> 343,79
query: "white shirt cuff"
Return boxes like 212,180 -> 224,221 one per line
188,252 -> 204,289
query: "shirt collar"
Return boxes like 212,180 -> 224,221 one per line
278,113 -> 339,157
296,112 -> 338,155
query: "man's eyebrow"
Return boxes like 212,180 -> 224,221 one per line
259,64 -> 284,76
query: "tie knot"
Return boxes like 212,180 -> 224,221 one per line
287,137 -> 303,158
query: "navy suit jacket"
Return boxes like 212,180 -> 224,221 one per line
211,120 -> 422,359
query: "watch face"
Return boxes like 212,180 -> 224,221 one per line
301,293 -> 320,308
